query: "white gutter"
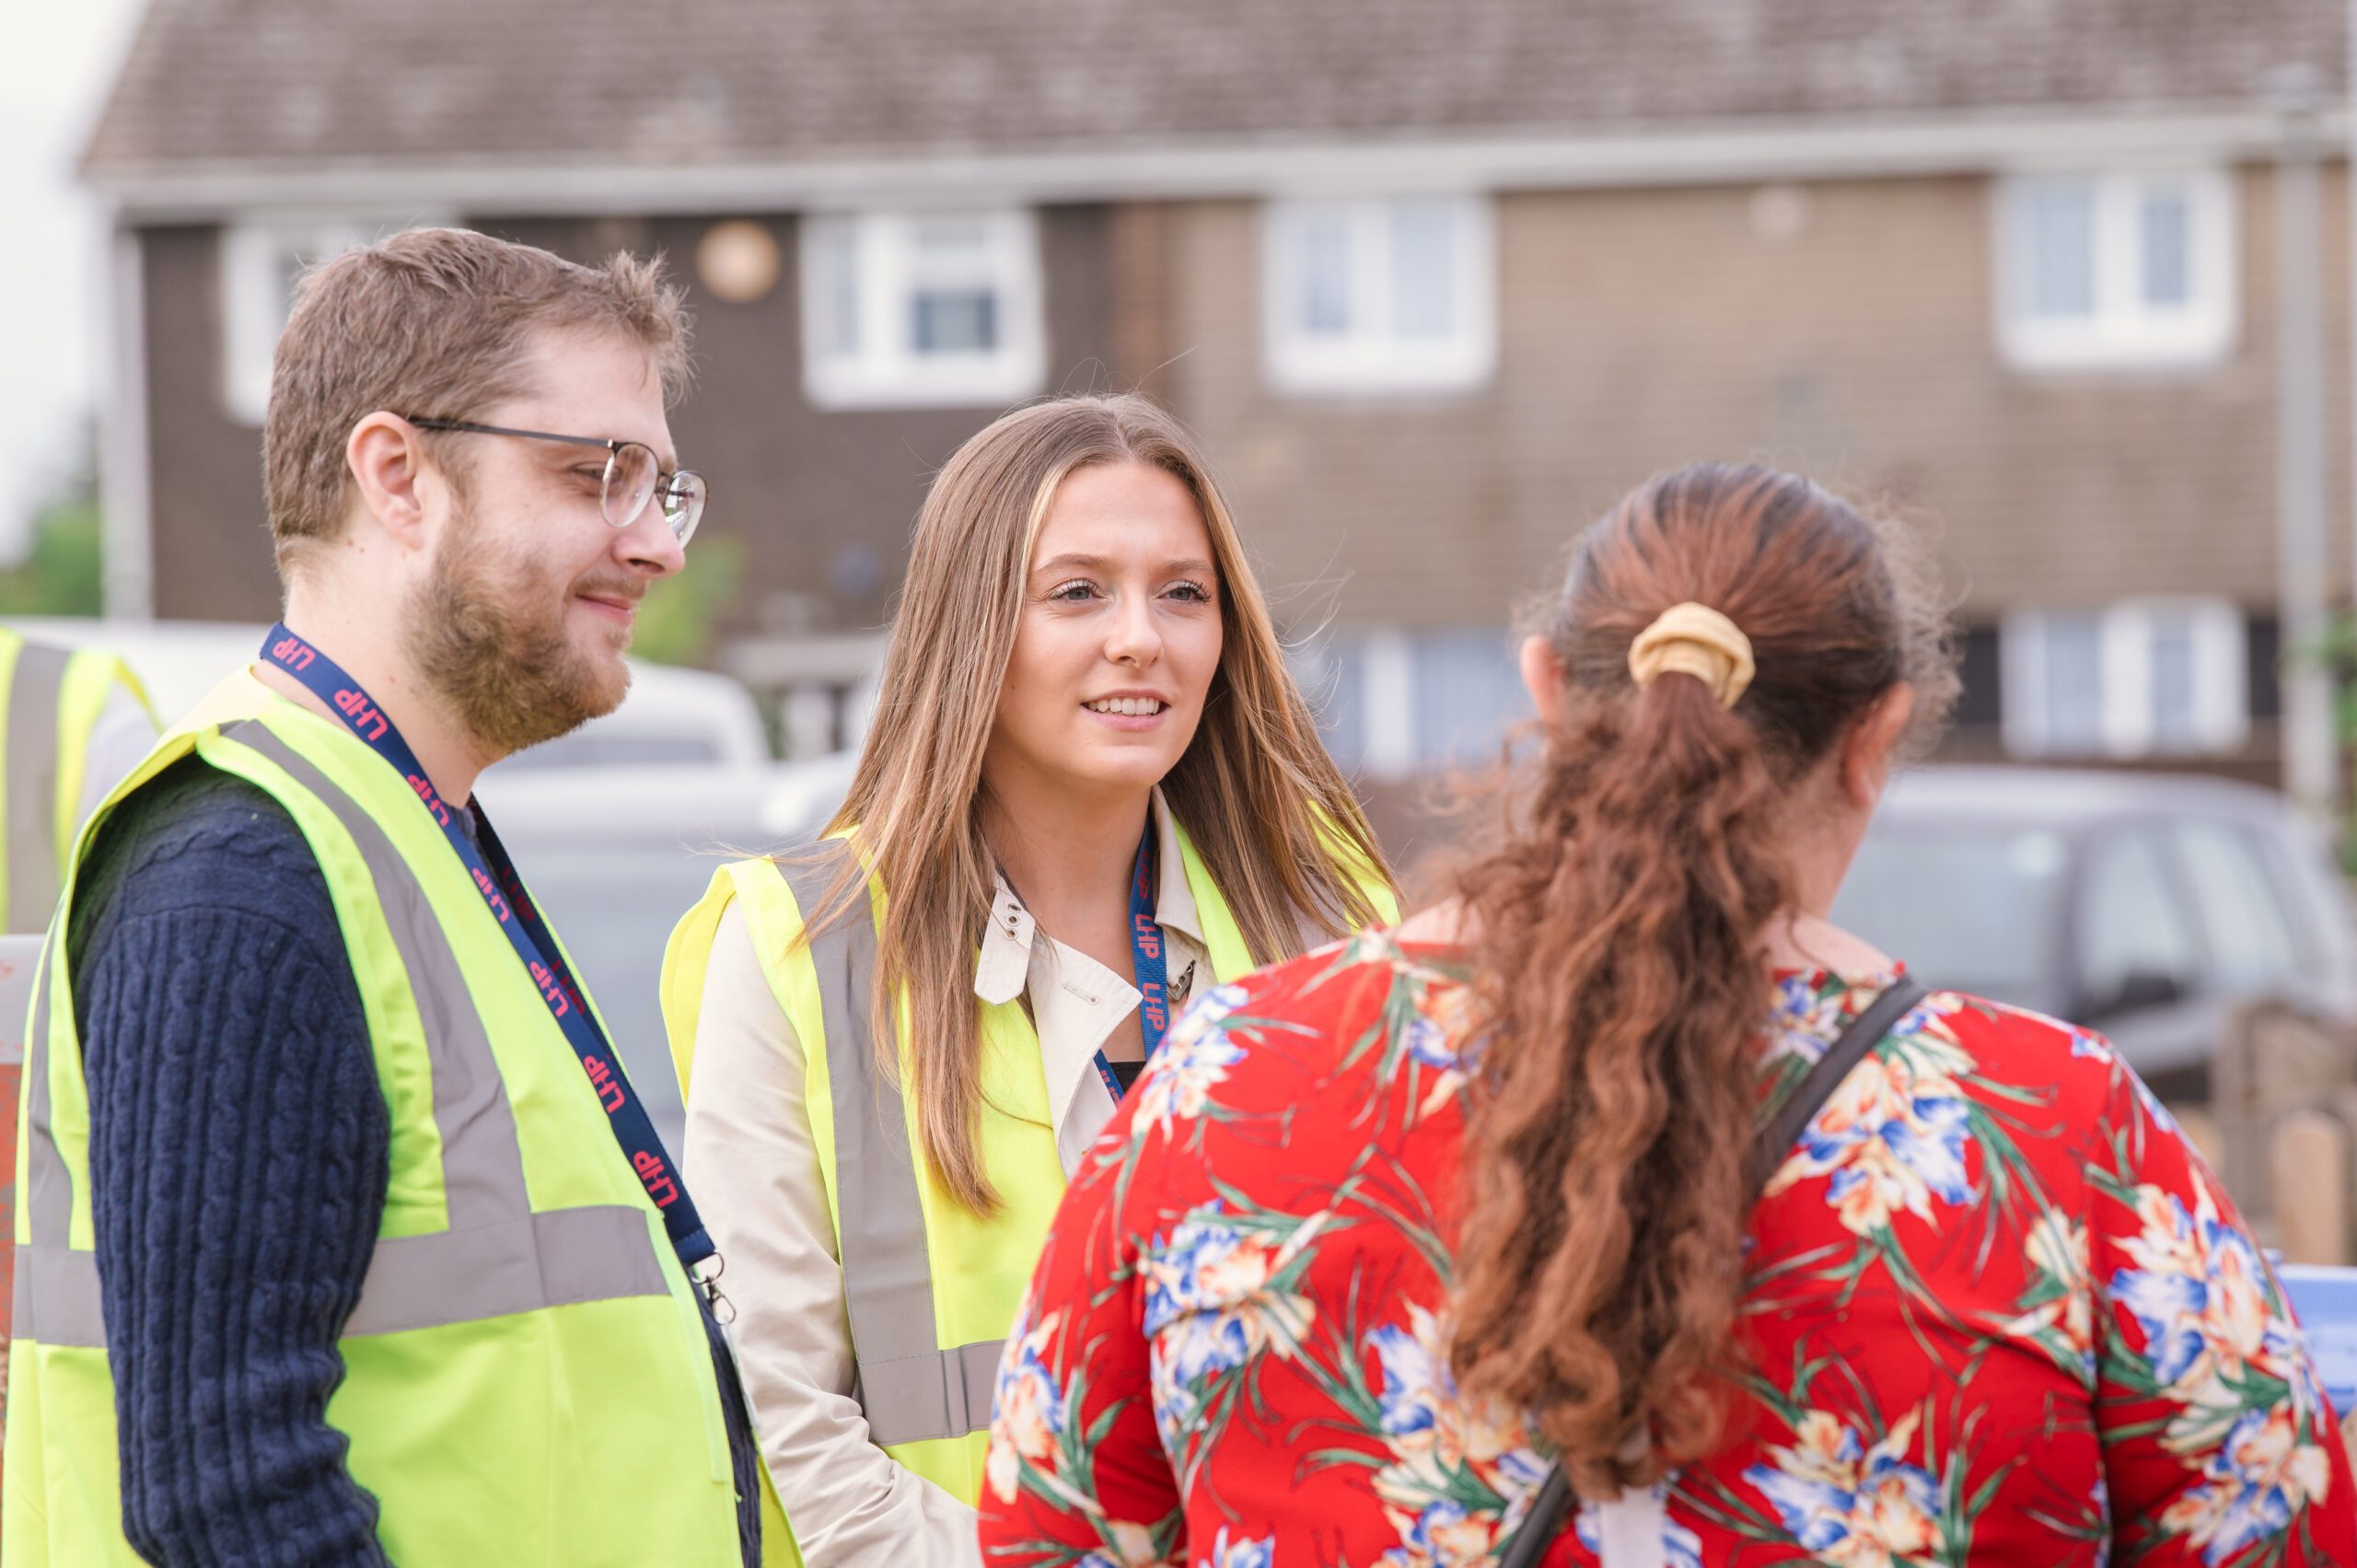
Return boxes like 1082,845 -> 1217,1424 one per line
85,106 -> 2344,221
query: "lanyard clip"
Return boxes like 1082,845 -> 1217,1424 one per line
691,1253 -> 736,1327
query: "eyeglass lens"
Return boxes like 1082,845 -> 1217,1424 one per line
601,444 -> 660,532
601,444 -> 705,544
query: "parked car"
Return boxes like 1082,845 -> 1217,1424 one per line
1830,765 -> 2357,1100
482,750 -> 854,1150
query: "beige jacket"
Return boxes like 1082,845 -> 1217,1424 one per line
680,792 -> 1207,1568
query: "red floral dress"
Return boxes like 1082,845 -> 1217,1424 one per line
976,933 -> 2357,1568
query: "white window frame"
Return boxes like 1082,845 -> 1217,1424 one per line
2001,598 -> 2247,759
220,216 -> 425,426
1993,168 -> 2237,371
798,208 -> 1045,410
1261,195 -> 1496,397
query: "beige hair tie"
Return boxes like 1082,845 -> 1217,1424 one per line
1628,602 -> 1755,708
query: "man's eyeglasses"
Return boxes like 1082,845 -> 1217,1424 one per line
405,418 -> 708,544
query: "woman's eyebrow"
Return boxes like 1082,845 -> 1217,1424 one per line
1030,552 -> 1218,575
1031,552 -> 1110,575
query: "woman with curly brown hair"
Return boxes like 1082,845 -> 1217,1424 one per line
975,461 -> 2357,1567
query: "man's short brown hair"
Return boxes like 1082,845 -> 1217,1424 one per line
262,226 -> 691,575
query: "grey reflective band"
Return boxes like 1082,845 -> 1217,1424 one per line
23,948 -> 71,1255
228,724 -> 531,1230
343,1203 -> 670,1336
781,847 -> 1005,1447
6,642 -> 71,934
17,1203 -> 668,1350
12,718 -> 672,1348
854,1342 -> 1004,1447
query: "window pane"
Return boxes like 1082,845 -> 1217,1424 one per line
1296,214 -> 1353,337
911,290 -> 998,354
2078,829 -> 2199,1005
2025,181 -> 2096,319
2141,186 -> 2192,308
2149,618 -> 2198,750
1294,637 -> 1366,773
2041,613 -> 2105,751
1410,628 -> 1524,766
273,250 -> 307,322
2173,821 -> 2299,989
815,222 -> 861,358
1390,203 -> 1457,340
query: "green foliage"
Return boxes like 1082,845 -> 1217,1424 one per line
0,495 -> 104,617
2303,612 -> 2357,870
629,534 -> 746,667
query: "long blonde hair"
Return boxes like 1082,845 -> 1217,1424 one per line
810,393 -> 1393,1213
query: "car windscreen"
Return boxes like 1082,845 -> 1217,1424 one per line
1829,820 -> 2070,1014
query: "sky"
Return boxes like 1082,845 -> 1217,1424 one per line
0,0 -> 147,559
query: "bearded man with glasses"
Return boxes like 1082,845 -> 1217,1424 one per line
2,227 -> 764,1567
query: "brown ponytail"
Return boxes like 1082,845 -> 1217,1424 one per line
1446,463 -> 1956,1495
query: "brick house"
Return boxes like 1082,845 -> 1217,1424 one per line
78,0 -> 2356,785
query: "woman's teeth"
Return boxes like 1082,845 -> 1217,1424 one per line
1086,697 -> 1165,715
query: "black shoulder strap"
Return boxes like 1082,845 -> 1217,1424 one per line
1495,975 -> 1932,1568
1747,976 -> 1930,1205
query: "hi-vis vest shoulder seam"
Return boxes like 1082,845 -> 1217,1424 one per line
12,718 -> 670,1348
772,845 -> 1003,1450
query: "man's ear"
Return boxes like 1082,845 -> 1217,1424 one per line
1840,682 -> 1918,808
1520,634 -> 1567,728
344,412 -> 435,551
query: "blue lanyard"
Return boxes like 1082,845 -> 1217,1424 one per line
261,626 -> 716,1272
1092,821 -> 1169,1102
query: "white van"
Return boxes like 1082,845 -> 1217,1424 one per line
6,616 -> 853,1147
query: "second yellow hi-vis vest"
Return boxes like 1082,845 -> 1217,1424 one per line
4,670 -> 749,1567
0,632 -> 153,935
659,827 -> 1398,1566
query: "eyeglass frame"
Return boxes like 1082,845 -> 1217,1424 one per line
401,416 -> 707,542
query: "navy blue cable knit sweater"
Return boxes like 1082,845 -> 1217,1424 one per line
71,756 -> 761,1567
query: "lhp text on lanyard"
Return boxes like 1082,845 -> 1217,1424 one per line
261,625 -> 720,1280
1091,822 -> 1171,1104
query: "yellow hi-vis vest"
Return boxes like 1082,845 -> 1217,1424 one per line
0,632 -> 153,935
4,670 -> 749,1567
659,827 -> 1398,1566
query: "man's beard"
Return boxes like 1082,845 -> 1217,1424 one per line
406,513 -> 635,758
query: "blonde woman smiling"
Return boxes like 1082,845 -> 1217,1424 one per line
660,394 -> 1397,1567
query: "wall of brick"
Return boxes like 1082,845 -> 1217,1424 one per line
1149,166 -> 2355,638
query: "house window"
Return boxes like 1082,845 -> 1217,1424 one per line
1262,196 -> 1495,395
220,219 -> 385,424
799,210 -> 1044,409
1994,170 -> 2235,370
1296,625 -> 1527,777
2001,598 -> 2247,758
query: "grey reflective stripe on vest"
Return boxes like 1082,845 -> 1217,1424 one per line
6,642 -> 72,934
779,848 -> 1004,1447
12,720 -> 670,1349
231,724 -> 530,1232
15,950 -> 79,1340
